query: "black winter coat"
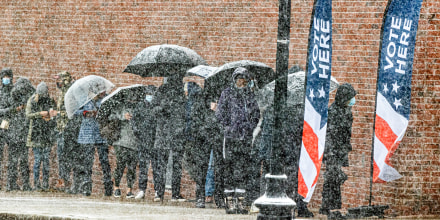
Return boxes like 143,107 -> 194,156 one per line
132,100 -> 156,150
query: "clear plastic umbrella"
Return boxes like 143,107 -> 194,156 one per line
64,75 -> 115,119
186,65 -> 218,79
123,44 -> 208,77
256,71 -> 339,109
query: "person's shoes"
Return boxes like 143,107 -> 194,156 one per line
206,196 -> 213,203
328,211 -> 346,220
298,208 -> 314,218
196,199 -> 205,208
153,192 -> 162,202
82,191 -> 91,196
225,196 -> 237,214
22,184 -> 32,192
126,191 -> 135,199
113,189 -> 121,198
135,190 -> 145,200
104,183 -> 113,197
171,195 -> 186,202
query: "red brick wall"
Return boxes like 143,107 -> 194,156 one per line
0,0 -> 438,217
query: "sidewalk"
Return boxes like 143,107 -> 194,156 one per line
0,191 -> 259,220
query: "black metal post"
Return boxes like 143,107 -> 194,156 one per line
254,0 -> 296,219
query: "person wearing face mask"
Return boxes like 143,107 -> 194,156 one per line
26,82 -> 57,191
131,85 -> 158,200
319,83 -> 357,217
216,67 -> 260,214
0,68 -> 14,190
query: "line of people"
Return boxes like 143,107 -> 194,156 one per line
0,66 -> 356,217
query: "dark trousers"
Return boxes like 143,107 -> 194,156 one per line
153,148 -> 183,198
114,145 -> 137,189
138,145 -> 153,192
32,147 -> 51,189
56,132 -> 70,182
79,143 -> 112,194
223,138 -> 252,194
185,140 -> 211,200
7,142 -> 30,190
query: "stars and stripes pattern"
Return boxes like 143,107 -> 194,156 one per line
373,0 -> 423,182
297,0 -> 332,202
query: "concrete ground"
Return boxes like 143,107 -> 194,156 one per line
0,190 -> 261,220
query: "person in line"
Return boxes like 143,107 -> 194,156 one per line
75,91 -> 113,196
52,71 -> 75,192
0,68 -> 14,190
6,77 -> 34,191
110,90 -> 143,199
216,67 -> 260,214
131,85 -> 157,200
182,81 -> 211,208
319,83 -> 357,217
26,82 -> 56,191
151,74 -> 187,202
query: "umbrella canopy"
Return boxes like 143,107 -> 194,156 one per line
186,65 -> 218,79
123,44 -> 208,77
256,70 -> 339,108
64,75 -> 115,119
204,60 -> 276,100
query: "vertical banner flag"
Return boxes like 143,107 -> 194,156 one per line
373,0 -> 423,183
298,0 -> 332,202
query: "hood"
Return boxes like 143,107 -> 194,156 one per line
36,82 -> 49,97
144,85 -> 157,95
0,68 -> 13,80
11,77 -> 35,103
185,81 -> 202,99
334,83 -> 357,106
232,67 -> 250,83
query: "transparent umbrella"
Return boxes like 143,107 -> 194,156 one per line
123,44 -> 208,77
256,71 -> 339,109
64,75 -> 115,119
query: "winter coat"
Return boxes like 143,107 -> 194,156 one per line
152,78 -> 186,151
323,83 -> 357,168
55,82 -> 73,132
76,99 -> 106,144
131,100 -> 156,150
26,83 -> 56,148
7,78 -> 35,144
184,82 -> 206,142
109,104 -> 138,150
216,86 -> 260,141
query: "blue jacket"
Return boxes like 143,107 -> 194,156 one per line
76,99 -> 106,144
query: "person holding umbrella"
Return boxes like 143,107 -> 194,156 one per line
151,74 -> 187,202
215,67 -> 260,214
131,85 -> 158,200
109,88 -> 145,199
75,91 -> 113,196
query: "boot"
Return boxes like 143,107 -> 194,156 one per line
224,189 -> 236,214
235,189 -> 248,215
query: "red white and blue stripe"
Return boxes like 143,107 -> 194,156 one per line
373,0 -> 423,182
298,0 -> 332,202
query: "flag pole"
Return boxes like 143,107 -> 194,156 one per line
347,0 -> 393,217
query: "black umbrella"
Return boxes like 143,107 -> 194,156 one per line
123,44 -> 208,78
203,60 -> 276,100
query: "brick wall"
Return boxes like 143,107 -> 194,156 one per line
0,0 -> 438,217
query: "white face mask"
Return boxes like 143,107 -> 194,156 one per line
145,95 -> 153,102
348,97 -> 356,106
163,77 -> 168,84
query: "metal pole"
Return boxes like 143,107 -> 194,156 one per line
254,0 -> 296,219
